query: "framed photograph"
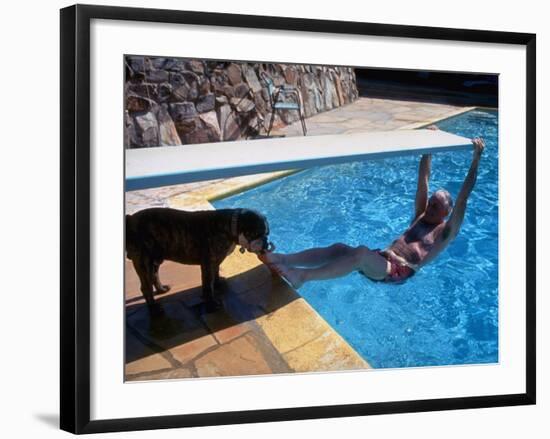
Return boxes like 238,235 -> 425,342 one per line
60,4 -> 536,434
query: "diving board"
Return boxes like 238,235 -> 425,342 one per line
126,129 -> 472,191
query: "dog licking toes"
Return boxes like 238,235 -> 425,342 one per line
126,207 -> 273,312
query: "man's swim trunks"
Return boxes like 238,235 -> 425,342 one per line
361,249 -> 415,283
380,250 -> 415,283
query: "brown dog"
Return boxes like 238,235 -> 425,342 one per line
126,207 -> 273,312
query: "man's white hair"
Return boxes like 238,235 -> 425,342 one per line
434,189 -> 453,210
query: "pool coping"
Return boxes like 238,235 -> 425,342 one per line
165,105 -> 480,371
397,106 -> 477,130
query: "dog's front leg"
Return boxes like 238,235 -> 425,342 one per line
200,262 -> 222,313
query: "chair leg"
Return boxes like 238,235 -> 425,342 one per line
299,110 -> 307,136
267,110 -> 276,137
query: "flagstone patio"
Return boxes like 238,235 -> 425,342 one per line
125,245 -> 369,381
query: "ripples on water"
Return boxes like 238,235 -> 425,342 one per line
215,110 -> 499,368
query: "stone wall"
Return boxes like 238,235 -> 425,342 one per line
124,56 -> 358,148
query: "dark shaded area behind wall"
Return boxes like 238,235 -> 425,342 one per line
356,68 -> 498,107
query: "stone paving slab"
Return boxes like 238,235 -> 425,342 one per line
125,331 -> 172,375
125,352 -> 173,377
256,298 -> 329,354
201,310 -> 253,345
283,330 -> 368,373
194,333 -> 274,378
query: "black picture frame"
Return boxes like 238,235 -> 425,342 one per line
60,4 -> 536,434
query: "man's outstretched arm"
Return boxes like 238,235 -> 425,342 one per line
443,137 -> 485,240
414,154 -> 431,221
413,125 -> 440,222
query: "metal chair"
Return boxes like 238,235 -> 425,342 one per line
260,71 -> 307,137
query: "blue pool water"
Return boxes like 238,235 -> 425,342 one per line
214,110 -> 498,368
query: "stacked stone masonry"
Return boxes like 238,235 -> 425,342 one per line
125,56 -> 359,148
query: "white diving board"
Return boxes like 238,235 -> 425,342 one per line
126,129 -> 472,191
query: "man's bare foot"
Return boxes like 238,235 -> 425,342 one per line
272,264 -> 305,289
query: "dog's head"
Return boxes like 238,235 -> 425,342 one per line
235,209 -> 274,254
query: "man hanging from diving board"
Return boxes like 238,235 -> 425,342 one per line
260,128 -> 485,288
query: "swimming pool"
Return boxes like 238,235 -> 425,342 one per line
214,109 -> 498,369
